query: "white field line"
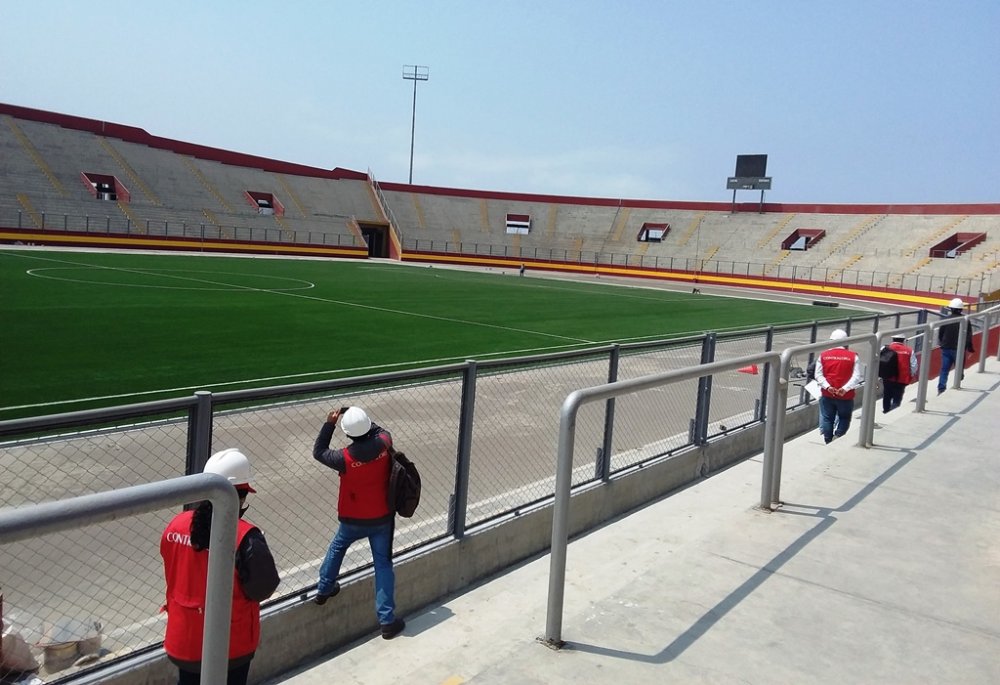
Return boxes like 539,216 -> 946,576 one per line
27,266 -> 317,292
2,252 -> 605,411
8,251 -> 594,343
1,251 -> 861,412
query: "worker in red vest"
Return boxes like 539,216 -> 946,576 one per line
161,449 -> 280,685
814,329 -> 864,444
881,334 -> 918,413
312,406 -> 406,640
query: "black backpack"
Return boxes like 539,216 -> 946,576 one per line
387,450 -> 421,518
878,346 -> 898,379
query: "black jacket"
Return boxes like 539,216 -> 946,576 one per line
938,314 -> 975,352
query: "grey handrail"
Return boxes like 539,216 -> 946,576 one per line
543,351 -> 781,647
0,473 -> 239,684
543,307 -> 1000,647
770,332 -> 879,507
923,303 -> 1000,394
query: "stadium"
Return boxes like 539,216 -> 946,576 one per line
1,101 -> 998,685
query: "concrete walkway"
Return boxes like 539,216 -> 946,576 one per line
268,361 -> 1000,685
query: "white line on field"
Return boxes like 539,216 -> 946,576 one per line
2,252 -> 604,412
7,250 -> 593,343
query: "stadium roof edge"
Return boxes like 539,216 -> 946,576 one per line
0,101 -> 367,181
379,181 -> 1000,215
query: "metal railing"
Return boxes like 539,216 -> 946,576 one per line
400,237 -> 995,297
0,204 -> 362,249
0,473 -> 238,684
542,304 -> 999,646
0,310 -> 937,679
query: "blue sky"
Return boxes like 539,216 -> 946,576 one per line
3,1 -> 998,203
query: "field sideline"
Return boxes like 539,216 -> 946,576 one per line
0,248 -> 863,420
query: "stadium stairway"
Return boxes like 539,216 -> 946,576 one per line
267,358 -> 1000,685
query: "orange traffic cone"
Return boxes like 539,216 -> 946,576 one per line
737,364 -> 759,375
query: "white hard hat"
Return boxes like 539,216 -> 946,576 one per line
203,448 -> 256,492
829,329 -> 848,341
948,298 -> 964,310
341,406 -> 372,438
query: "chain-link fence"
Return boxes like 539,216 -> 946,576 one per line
0,203 -> 361,249
0,310 -> 928,681
400,237 -> 995,297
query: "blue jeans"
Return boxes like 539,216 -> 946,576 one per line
318,521 -> 396,625
819,396 -> 854,442
938,348 -> 957,391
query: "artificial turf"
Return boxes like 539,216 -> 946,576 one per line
0,249 -> 859,419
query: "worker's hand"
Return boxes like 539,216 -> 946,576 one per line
327,409 -> 341,424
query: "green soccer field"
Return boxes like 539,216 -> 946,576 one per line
0,249 -> 861,420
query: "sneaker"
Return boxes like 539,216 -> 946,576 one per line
314,582 -> 340,606
380,618 -> 405,640
937,387 -> 946,395
824,436 -> 832,444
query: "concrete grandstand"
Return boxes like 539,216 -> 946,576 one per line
1,101 -> 998,307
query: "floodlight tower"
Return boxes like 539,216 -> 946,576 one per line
402,64 -> 429,184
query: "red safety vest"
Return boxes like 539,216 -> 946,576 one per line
887,342 -> 915,384
819,347 -> 859,400
160,511 -> 259,662
338,442 -> 392,521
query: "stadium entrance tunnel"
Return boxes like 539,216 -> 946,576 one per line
358,222 -> 390,258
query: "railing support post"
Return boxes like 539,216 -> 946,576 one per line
598,345 -> 620,481
450,360 -> 477,539
186,391 -> 214,479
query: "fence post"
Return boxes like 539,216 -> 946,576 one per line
758,327 -> 774,420
976,311 -> 991,372
760,351 -> 785,509
802,323 -> 819,405
995,310 -> 1000,362
450,361 -> 477,539
953,317 -> 971,390
693,334 -> 716,444
186,391 -> 214,480
597,345 -> 620,481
